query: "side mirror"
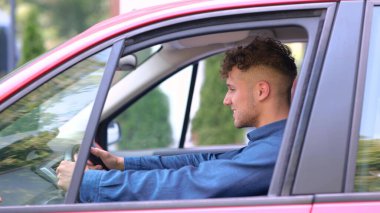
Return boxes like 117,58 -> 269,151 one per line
117,54 -> 137,71
107,121 -> 121,146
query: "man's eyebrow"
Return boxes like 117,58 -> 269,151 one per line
226,83 -> 235,88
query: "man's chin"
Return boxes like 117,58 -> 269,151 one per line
234,122 -> 244,129
234,121 -> 253,129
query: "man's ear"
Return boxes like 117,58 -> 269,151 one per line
256,80 -> 270,101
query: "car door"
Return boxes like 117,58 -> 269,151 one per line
310,0 -> 380,212
0,43 -> 122,206
0,1 -> 342,212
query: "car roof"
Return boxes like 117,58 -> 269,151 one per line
0,0 -> 338,102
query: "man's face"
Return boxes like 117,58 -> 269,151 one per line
223,66 -> 259,128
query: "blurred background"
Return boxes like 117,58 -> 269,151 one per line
0,0 -> 178,78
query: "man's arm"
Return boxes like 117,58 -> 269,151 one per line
90,143 -> 244,171
80,140 -> 278,202
56,148 -> 239,191
91,147 -> 225,170
123,152 -> 215,170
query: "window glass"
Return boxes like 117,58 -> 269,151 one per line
0,47 -> 111,205
355,7 -> 380,192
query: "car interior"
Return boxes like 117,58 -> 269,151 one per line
103,26 -> 307,121
94,26 -> 307,156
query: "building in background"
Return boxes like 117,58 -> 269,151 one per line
0,1 -> 18,78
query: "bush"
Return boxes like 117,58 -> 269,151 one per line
19,7 -> 45,66
191,54 -> 244,145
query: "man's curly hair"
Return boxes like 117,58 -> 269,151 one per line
221,36 -> 297,101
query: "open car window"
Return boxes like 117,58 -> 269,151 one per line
103,28 -> 307,156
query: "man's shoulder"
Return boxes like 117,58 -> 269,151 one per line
244,134 -> 282,158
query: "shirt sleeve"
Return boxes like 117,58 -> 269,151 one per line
123,148 -> 242,170
79,140 -> 279,202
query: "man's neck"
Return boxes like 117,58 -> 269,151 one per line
256,104 -> 289,128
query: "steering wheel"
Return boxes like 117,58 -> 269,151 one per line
64,144 -> 80,162
29,144 -> 80,204
35,144 -> 80,187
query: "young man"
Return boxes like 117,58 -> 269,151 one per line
56,37 -> 297,202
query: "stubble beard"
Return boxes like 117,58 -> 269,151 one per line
234,109 -> 257,129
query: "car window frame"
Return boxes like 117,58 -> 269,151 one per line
64,40 -> 125,203
291,1 -> 365,195
98,7 -> 328,153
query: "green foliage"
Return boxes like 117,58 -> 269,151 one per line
0,1 -> 11,11
191,54 -> 244,146
19,6 -> 45,65
0,130 -> 56,173
34,0 -> 110,40
355,138 -> 380,192
116,88 -> 173,150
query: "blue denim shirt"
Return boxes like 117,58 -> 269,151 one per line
80,119 -> 286,202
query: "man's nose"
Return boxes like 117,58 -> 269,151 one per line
223,94 -> 231,106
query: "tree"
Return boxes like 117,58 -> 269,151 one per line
34,0 -> 110,44
355,138 -> 380,192
191,54 -> 244,146
116,88 -> 173,150
19,6 -> 45,65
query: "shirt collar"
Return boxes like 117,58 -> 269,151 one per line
246,119 -> 287,142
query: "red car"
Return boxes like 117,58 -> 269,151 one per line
1,0 -> 380,212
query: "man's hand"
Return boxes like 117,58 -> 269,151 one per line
90,147 -> 124,171
56,160 -> 76,191
56,148 -> 123,191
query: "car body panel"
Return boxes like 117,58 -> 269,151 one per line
1,196 -> 314,213
1,0 -> 380,212
312,201 -> 380,213
61,205 -> 311,213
